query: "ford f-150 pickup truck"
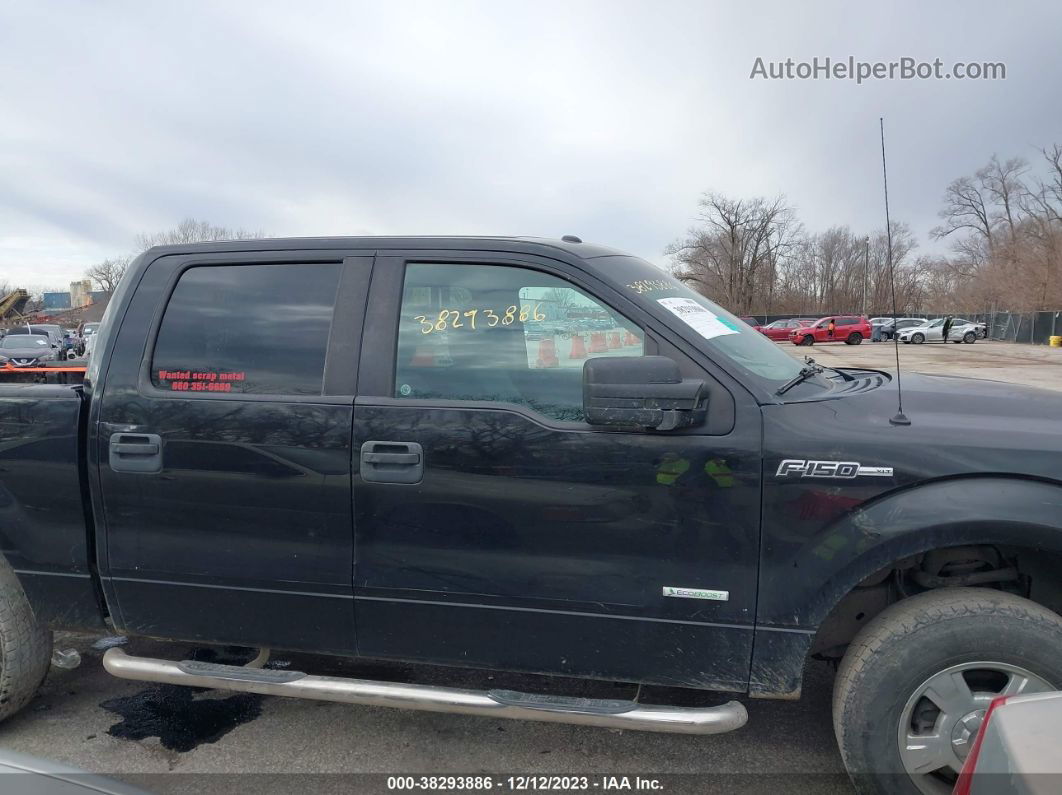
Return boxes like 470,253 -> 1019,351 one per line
0,237 -> 1059,795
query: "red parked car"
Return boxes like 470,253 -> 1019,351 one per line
758,318 -> 815,341
788,315 -> 871,346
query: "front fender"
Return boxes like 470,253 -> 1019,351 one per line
749,476 -> 1062,698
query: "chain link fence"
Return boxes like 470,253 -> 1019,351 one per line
980,311 -> 1062,344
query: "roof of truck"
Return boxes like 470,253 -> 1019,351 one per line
139,236 -> 631,261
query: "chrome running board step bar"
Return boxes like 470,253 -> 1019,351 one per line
102,648 -> 747,735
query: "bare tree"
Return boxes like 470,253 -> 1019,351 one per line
666,193 -> 796,315
930,146 -> 1062,310
135,218 -> 267,253
932,175 -> 995,251
83,218 -> 269,296
86,257 -> 131,293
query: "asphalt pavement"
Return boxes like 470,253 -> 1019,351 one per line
0,632 -> 851,795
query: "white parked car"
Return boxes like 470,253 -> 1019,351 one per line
869,317 -> 926,341
898,317 -> 980,344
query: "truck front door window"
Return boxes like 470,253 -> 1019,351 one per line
394,263 -> 644,421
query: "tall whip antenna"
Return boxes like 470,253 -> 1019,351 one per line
880,117 -> 910,426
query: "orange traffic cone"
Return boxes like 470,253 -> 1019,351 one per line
569,334 -> 587,359
607,331 -> 622,349
536,338 -> 559,368
589,331 -> 608,353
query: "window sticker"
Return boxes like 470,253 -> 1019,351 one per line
626,278 -> 674,295
656,297 -> 740,341
156,369 -> 246,393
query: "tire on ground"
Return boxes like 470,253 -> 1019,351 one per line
0,557 -> 52,722
833,587 -> 1062,794
846,333 -> 863,345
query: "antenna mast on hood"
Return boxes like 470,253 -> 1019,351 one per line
880,117 -> 911,427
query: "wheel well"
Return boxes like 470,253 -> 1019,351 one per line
810,543 -> 1062,660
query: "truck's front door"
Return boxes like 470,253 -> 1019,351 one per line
352,253 -> 762,691
95,252 -> 370,654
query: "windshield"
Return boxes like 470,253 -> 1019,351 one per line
1,335 -> 48,349
598,255 -> 826,395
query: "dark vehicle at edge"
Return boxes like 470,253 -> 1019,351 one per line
0,237 -> 1059,795
0,334 -> 59,367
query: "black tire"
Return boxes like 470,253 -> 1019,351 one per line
797,335 -> 814,346
846,333 -> 863,345
833,588 -> 1062,795
962,331 -> 976,344
910,333 -> 925,344
0,557 -> 52,722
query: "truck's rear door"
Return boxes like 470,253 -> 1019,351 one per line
94,251 -> 371,653
351,251 -> 762,691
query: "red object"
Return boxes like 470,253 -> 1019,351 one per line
409,346 -> 435,366
588,332 -> 608,353
759,318 -> 814,341
0,364 -> 87,373
953,695 -> 1010,795
788,315 -> 872,345
607,331 -> 622,349
623,330 -> 639,346
569,334 -> 587,359
535,338 -> 559,368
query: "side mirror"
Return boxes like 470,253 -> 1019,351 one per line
583,356 -> 706,431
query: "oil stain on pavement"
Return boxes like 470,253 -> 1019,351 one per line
102,685 -> 264,752
101,646 -> 267,752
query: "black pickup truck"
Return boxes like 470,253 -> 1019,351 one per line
1,237 -> 1060,794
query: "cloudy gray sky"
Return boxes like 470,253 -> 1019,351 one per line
2,0 -> 1060,289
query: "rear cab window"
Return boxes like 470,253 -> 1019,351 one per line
151,263 -> 341,395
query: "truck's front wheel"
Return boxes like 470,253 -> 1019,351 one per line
0,559 -> 52,722
832,587 -> 1062,794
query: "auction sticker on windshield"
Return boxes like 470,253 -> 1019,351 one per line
657,297 -> 740,340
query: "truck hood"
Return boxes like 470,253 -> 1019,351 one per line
766,371 -> 1062,485
897,372 -> 1060,425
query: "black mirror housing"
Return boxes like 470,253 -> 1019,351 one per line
583,356 -> 706,431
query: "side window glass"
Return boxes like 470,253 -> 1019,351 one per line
394,263 -> 644,421
152,263 -> 341,396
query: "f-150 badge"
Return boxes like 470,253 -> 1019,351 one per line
775,459 -> 893,478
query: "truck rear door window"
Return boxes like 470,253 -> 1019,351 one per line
395,263 -> 644,421
151,263 -> 341,396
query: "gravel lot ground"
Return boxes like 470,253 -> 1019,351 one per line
1,338 -> 1056,795
781,338 -> 1062,392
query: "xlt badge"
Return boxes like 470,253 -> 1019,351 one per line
775,459 -> 894,479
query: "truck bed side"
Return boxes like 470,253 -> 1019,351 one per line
0,383 -> 106,629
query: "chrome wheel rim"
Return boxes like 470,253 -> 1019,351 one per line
897,661 -> 1052,794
